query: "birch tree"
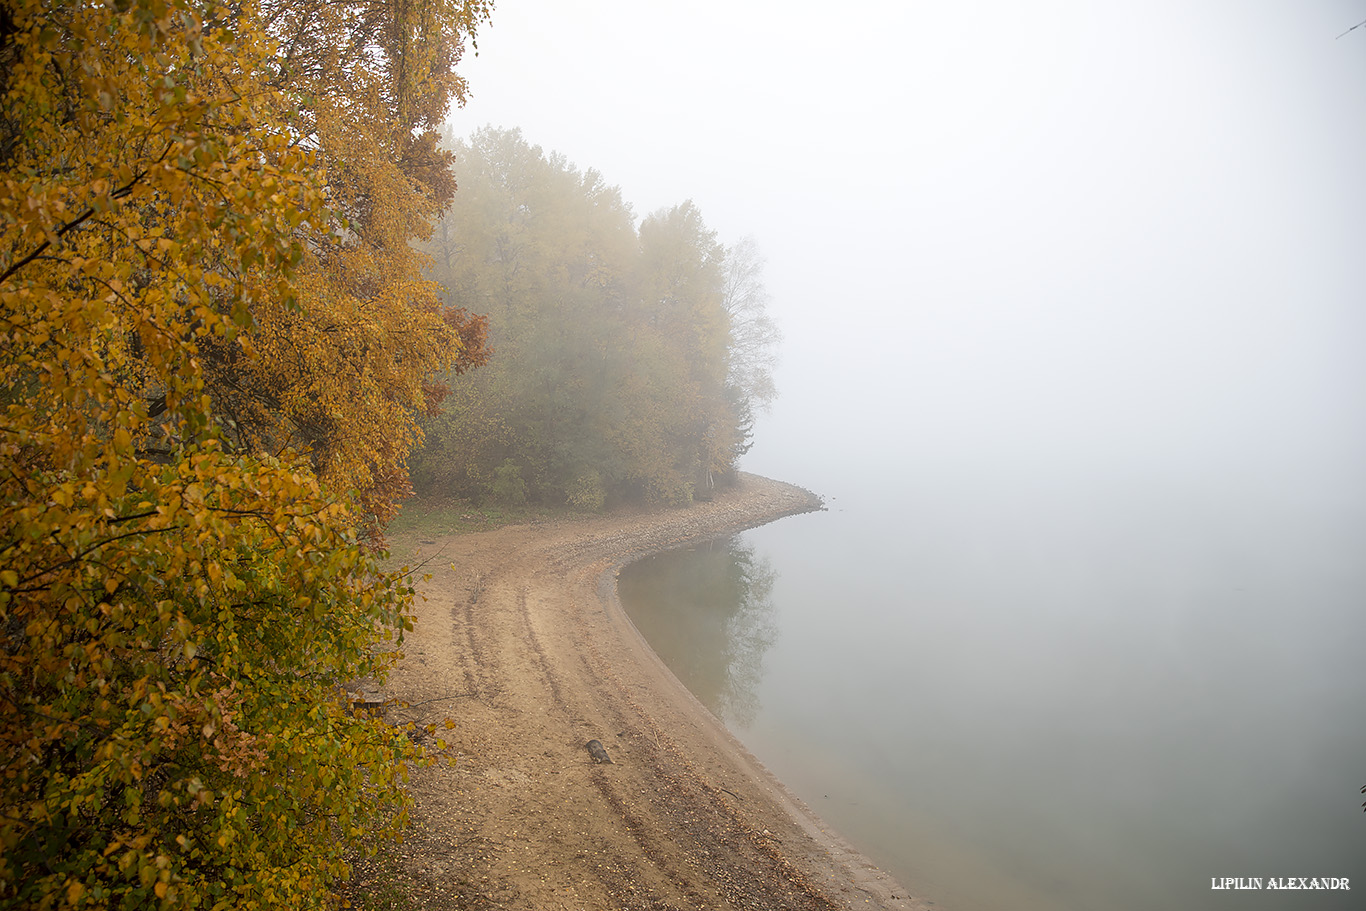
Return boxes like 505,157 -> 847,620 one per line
0,1 -> 489,906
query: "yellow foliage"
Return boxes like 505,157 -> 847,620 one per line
0,0 -> 488,907
193,0 -> 494,530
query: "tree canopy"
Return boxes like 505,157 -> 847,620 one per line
413,127 -> 779,508
0,0 -> 488,907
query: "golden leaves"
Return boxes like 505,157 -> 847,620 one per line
0,0 -> 482,905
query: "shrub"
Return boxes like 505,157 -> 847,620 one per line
489,459 -> 528,506
566,471 -> 607,512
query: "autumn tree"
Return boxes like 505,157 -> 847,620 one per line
194,0 -> 492,530
0,1 -> 487,907
414,128 -> 778,506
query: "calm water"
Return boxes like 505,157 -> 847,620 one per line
619,475 -> 1366,911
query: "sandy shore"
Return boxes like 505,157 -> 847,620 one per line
381,473 -> 933,910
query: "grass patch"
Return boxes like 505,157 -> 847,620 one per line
384,497 -> 561,547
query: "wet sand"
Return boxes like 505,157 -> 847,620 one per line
382,473 -> 933,910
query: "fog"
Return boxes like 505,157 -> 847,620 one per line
452,2 -> 1366,908
452,0 -> 1366,506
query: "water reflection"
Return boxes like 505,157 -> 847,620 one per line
618,537 -> 777,727
620,480 -> 1366,911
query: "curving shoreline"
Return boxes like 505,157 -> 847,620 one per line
384,473 -> 933,910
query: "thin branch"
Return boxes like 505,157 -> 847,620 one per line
1337,18 -> 1366,39
1,207 -> 96,282
104,510 -> 159,525
0,149 -> 166,284
14,525 -> 182,590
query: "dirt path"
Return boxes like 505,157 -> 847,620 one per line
381,474 -> 932,911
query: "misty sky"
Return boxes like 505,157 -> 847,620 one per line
447,0 -> 1366,503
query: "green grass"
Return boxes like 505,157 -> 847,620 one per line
384,497 -> 561,547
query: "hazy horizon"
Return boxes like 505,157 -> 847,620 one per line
450,5 -> 1366,907
448,0 -> 1366,512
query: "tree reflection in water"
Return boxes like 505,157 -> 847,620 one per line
618,536 -> 778,728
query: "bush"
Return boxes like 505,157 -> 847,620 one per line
489,459 -> 528,505
566,471 -> 607,512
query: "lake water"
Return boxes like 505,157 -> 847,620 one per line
618,473 -> 1366,911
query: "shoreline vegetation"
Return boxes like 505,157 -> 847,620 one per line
373,473 -> 933,911
2,6 -> 839,908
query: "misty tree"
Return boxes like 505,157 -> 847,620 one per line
412,128 -> 773,506
722,236 -> 780,409
720,236 -> 781,458
634,201 -> 735,498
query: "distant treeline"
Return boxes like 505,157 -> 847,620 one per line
411,127 -> 779,508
